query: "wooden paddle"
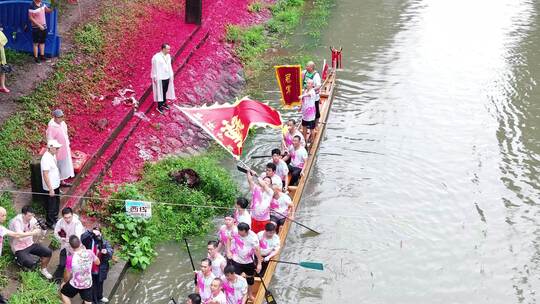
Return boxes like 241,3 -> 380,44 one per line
184,238 -> 197,285
272,210 -> 321,234
254,269 -> 277,304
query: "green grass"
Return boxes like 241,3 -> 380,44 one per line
267,0 -> 304,35
225,25 -> 269,74
226,0 -> 312,79
248,1 -> 263,12
8,271 -> 60,304
74,23 -> 105,54
4,49 -> 29,65
306,0 -> 335,40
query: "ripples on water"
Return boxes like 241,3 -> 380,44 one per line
272,0 -> 540,303
112,0 -> 540,303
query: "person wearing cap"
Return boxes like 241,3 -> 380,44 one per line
41,139 -> 62,227
46,109 -> 75,187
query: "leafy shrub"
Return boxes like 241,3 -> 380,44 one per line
8,271 -> 60,304
48,233 -> 61,250
103,153 -> 238,270
110,213 -> 157,270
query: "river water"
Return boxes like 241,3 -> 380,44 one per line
112,0 -> 540,303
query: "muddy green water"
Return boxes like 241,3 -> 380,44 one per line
112,0 -> 540,303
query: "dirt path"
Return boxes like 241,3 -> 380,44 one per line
0,0 -> 102,125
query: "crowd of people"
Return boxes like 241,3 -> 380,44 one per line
182,62 -> 323,304
0,107 -> 108,304
0,205 -> 113,304
0,57 -> 322,304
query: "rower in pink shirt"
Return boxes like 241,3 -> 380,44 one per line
246,172 -> 273,234
205,278 -> 227,304
217,214 -> 238,254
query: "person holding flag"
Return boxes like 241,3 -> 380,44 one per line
246,172 -> 273,234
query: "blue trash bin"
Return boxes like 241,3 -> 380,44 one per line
0,0 -> 61,57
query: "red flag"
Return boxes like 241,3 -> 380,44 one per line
321,59 -> 329,81
275,65 -> 302,107
175,97 -> 282,159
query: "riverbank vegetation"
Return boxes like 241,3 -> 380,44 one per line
226,0 -> 334,98
0,0 -> 181,187
89,152 -> 238,270
8,271 -> 59,304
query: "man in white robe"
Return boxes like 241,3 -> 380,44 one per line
151,43 -> 175,114
46,109 -> 74,186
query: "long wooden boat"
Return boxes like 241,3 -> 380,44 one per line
251,68 -> 338,303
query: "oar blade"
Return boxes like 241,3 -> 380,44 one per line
299,261 -> 324,271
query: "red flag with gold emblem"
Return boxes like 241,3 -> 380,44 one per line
175,97 -> 282,159
275,65 -> 302,107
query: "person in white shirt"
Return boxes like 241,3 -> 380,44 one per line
195,258 -> 216,303
302,61 -> 322,125
206,278 -> 227,304
53,207 -> 85,281
0,207 -> 39,302
226,222 -> 262,301
269,185 -> 294,230
246,172 -> 273,234
282,119 -> 305,158
222,264 -> 248,304
46,109 -> 74,186
207,240 -> 226,278
257,222 -> 281,276
234,197 -> 251,228
259,162 -> 282,187
41,139 -> 62,227
283,135 -> 308,186
151,43 -> 175,114
269,148 -> 289,190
